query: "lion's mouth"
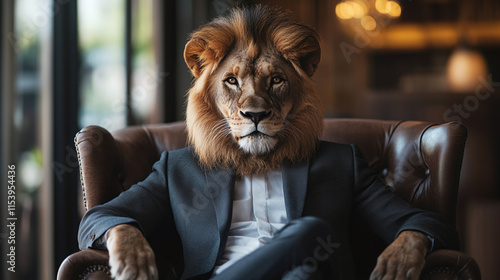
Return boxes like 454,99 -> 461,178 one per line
242,130 -> 273,138
236,129 -> 278,155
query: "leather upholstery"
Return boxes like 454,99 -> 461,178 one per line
58,118 -> 480,280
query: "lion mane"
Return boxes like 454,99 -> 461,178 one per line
183,5 -> 323,175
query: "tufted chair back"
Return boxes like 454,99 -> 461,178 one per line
61,118 -> 476,280
322,119 -> 465,226
321,119 -> 466,279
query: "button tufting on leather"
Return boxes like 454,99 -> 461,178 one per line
425,169 -> 430,176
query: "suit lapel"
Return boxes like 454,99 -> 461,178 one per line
282,160 -> 310,220
205,168 -> 235,255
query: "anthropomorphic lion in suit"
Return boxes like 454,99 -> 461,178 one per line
78,5 -> 457,280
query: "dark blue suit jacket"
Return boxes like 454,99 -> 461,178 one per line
78,141 -> 458,279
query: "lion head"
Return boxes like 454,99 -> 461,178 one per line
184,5 -> 323,175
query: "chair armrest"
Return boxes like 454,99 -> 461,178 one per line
57,249 -> 179,280
421,249 -> 481,280
57,249 -> 111,280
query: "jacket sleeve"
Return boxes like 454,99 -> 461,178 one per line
351,144 -> 459,252
78,151 -> 174,250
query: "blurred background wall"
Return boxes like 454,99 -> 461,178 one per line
1,0 -> 499,279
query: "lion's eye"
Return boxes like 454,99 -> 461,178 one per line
271,76 -> 283,85
225,77 -> 238,86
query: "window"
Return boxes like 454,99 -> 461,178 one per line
78,0 -> 157,132
0,0 -> 189,278
78,0 -> 127,131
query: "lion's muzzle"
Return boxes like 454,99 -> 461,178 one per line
240,110 -> 272,125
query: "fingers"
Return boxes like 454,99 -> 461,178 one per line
106,225 -> 159,280
115,253 -> 137,280
370,254 -> 395,280
405,267 -> 419,280
370,256 -> 421,280
370,254 -> 425,280
369,231 -> 427,280
135,245 -> 159,280
109,243 -> 158,280
369,262 -> 383,280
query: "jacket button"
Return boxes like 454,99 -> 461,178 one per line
90,234 -> 95,241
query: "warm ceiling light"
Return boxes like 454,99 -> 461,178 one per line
375,0 -> 401,17
350,1 -> 368,19
387,1 -> 401,17
335,2 -> 354,20
361,15 -> 377,31
375,0 -> 389,13
446,48 -> 489,93
336,1 -> 367,20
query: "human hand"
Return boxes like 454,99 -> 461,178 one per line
106,224 -> 159,280
370,231 -> 429,280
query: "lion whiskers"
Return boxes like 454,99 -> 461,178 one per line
209,119 -> 232,143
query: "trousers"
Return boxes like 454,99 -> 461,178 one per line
210,216 -> 337,280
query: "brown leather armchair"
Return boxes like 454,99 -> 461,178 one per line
58,118 -> 481,280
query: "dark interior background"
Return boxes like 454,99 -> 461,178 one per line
1,0 -> 499,279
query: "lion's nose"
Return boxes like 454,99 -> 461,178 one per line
240,110 -> 271,125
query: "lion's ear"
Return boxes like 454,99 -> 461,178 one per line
297,36 -> 321,77
184,38 -> 208,78
283,36 -> 321,77
184,36 -> 231,78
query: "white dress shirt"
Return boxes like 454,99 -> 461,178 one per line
213,170 -> 288,274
